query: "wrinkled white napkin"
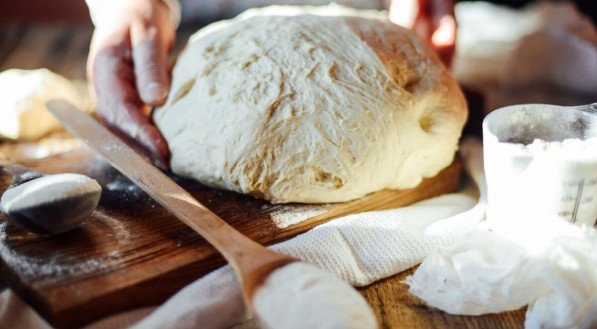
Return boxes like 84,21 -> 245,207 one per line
0,139 -> 485,329
407,205 -> 597,329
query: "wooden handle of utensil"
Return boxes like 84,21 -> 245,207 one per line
47,100 -> 290,288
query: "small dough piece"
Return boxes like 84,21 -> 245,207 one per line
253,262 -> 377,329
155,5 -> 467,203
0,68 -> 88,140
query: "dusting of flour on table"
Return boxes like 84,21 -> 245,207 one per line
0,214 -> 129,282
269,205 -> 333,229
252,262 -> 376,329
0,222 -> 107,279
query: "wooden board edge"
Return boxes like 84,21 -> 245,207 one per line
271,157 -> 462,242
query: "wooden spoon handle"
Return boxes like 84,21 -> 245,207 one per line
47,100 -> 289,296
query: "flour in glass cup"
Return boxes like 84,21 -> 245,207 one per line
508,137 -> 597,155
486,135 -> 597,227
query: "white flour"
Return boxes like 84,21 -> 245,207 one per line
485,135 -> 597,226
106,177 -> 143,194
0,213 -> 128,282
269,205 -> 332,229
0,221 -> 107,279
252,262 -> 376,329
509,137 -> 597,156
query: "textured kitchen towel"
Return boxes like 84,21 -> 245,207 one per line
407,218 -> 597,329
0,138 -> 486,329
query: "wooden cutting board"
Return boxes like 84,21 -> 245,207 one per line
0,144 -> 461,328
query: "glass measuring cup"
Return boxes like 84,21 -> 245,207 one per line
482,103 -> 597,227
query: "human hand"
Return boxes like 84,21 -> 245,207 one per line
86,0 -> 178,168
388,0 -> 456,67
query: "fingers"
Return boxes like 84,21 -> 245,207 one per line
85,0 -> 174,169
388,0 -> 456,67
88,29 -> 170,169
131,24 -> 169,106
388,0 -> 419,29
130,6 -> 174,106
427,0 -> 456,67
430,15 -> 456,66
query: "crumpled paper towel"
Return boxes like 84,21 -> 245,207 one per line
407,216 -> 597,329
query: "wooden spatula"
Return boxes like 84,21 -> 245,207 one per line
47,100 -> 294,296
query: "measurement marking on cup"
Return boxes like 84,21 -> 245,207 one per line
571,179 -> 585,224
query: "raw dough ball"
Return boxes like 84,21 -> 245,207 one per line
0,68 -> 88,140
253,262 -> 377,329
155,5 -> 467,203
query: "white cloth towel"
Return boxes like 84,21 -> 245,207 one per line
407,219 -> 597,329
0,138 -> 486,329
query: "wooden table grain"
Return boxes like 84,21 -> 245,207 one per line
0,23 -> 524,329
359,267 -> 525,328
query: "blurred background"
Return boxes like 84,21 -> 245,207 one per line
0,0 -> 596,120
0,0 -> 595,25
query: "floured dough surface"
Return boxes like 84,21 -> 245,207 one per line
253,262 -> 377,329
0,68 -> 88,140
155,5 -> 467,203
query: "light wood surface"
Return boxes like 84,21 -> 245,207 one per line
0,23 -> 524,329
359,267 -> 525,329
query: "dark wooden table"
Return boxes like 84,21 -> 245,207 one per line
0,23 -> 524,328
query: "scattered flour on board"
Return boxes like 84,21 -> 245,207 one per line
106,178 -> 143,194
0,212 -> 130,282
269,205 -> 333,229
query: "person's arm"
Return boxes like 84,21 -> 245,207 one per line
85,0 -> 180,168
388,0 -> 456,67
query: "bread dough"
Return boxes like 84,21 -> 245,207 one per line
155,5 -> 467,203
0,68 -> 88,140
253,262 -> 377,329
